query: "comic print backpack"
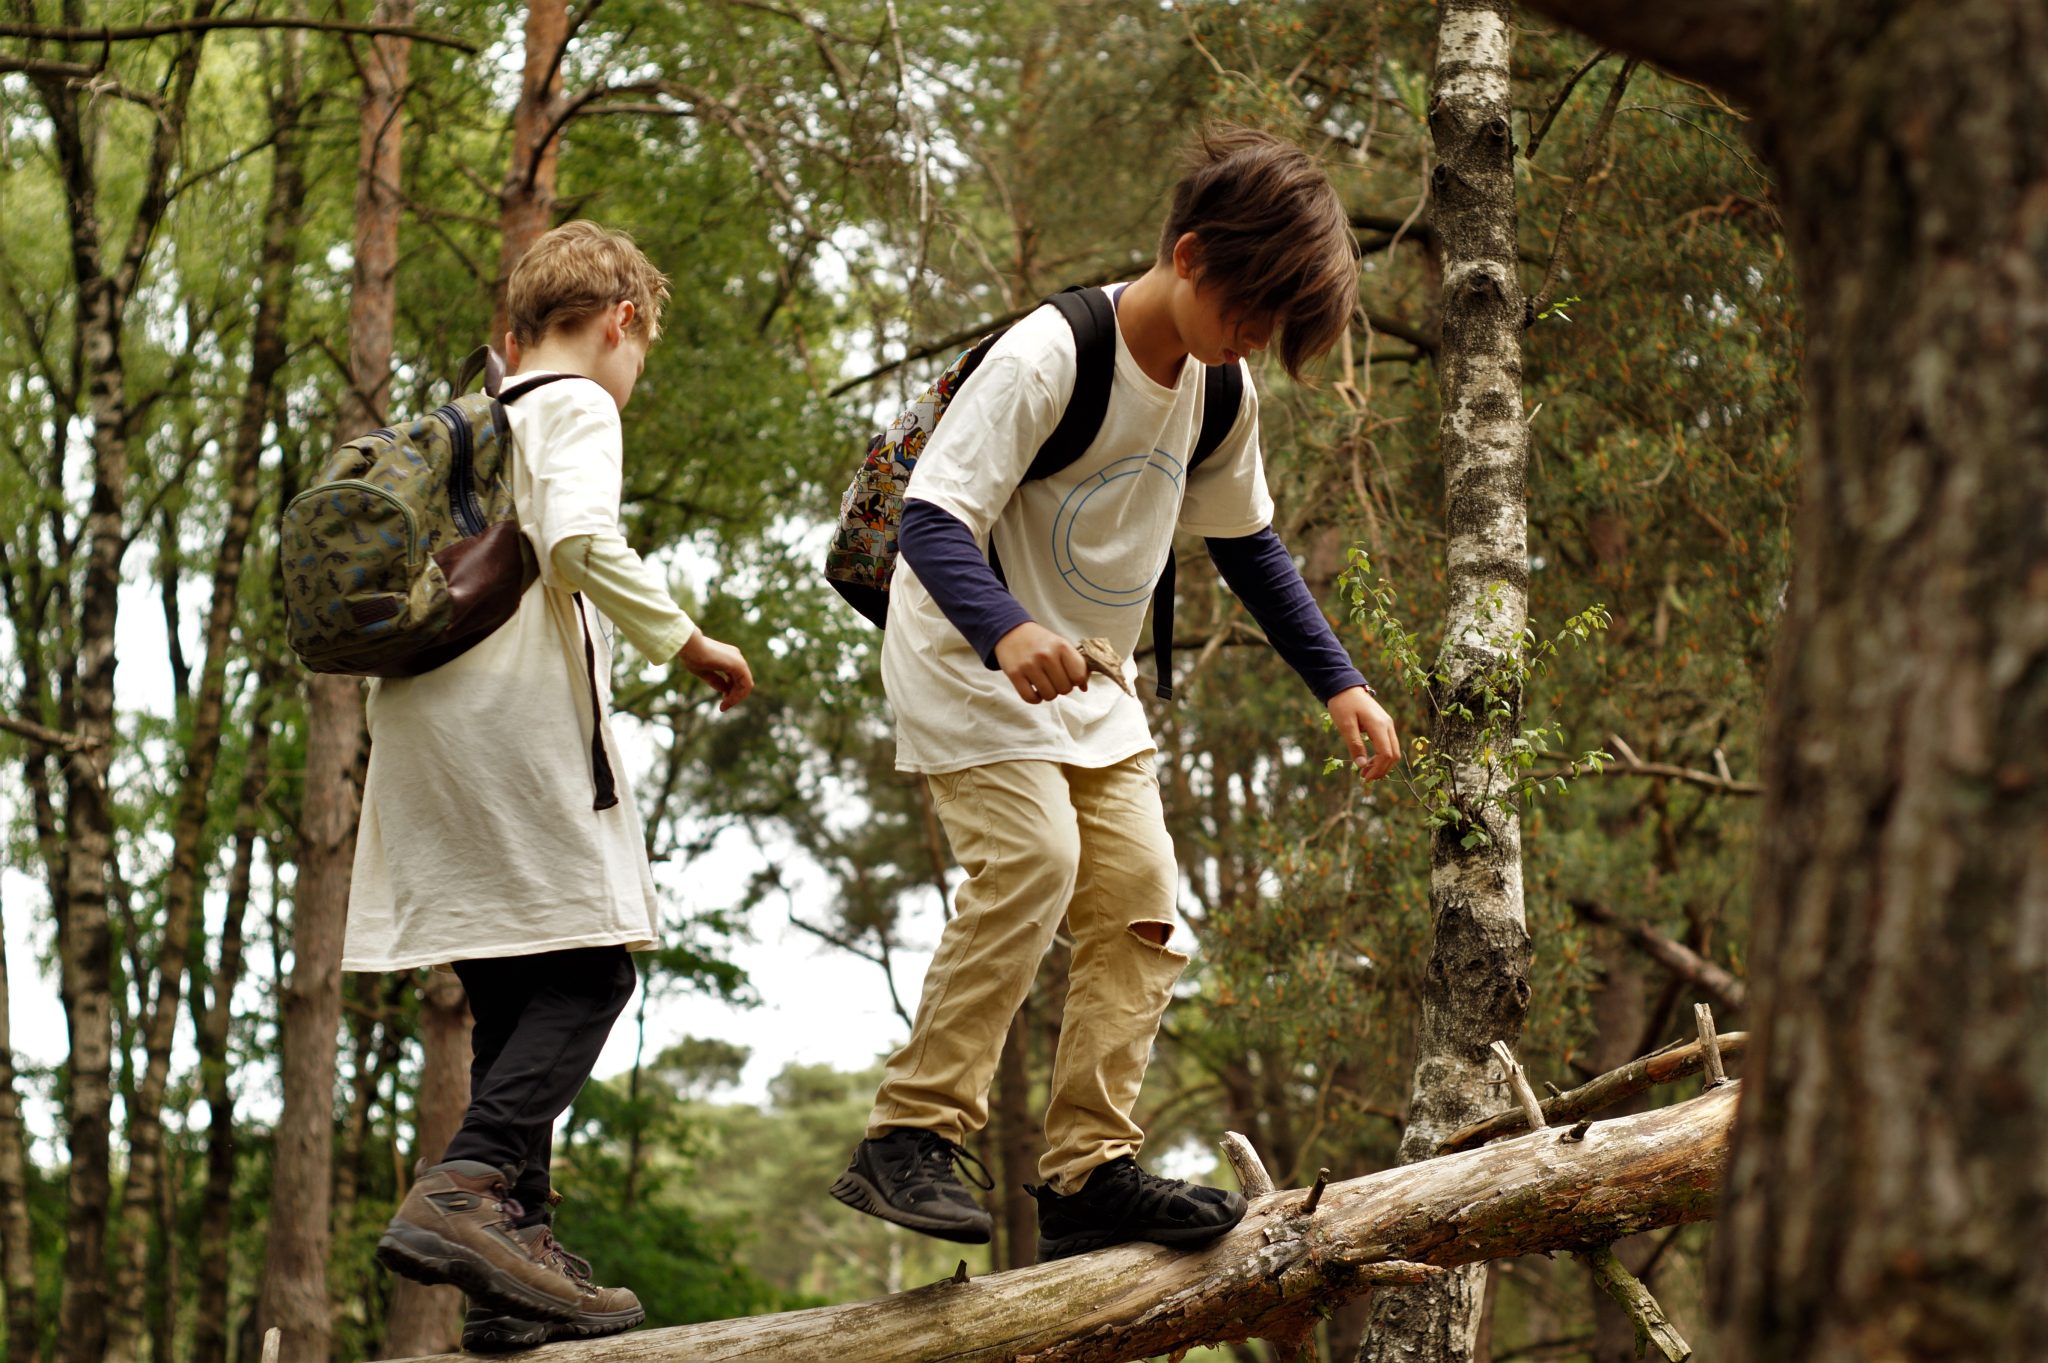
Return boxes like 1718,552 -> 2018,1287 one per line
281,347 -> 575,678
822,285 -> 1244,696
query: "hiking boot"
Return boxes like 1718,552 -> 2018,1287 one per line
374,1160 -> 582,1322
458,1227 -> 645,1353
1027,1156 -> 1247,1261
828,1127 -> 995,1243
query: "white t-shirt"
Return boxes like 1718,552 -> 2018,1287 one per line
343,376 -> 662,971
883,287 -> 1273,775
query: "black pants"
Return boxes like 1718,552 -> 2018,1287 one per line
441,946 -> 637,1215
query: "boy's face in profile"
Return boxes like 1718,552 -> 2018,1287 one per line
592,327 -> 649,411
1166,232 -> 1275,369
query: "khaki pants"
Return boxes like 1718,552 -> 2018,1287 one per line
866,753 -> 1188,1194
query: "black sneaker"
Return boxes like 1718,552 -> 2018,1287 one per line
1027,1156 -> 1247,1260
828,1128 -> 995,1244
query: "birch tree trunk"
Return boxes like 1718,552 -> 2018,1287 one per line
0,886 -> 35,1363
1361,4 -> 1533,1358
1516,3 -> 2048,1360
259,7 -> 409,1359
28,17 -> 209,1360
105,40 -> 308,1363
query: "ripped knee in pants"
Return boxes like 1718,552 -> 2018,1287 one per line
1128,920 -> 1182,953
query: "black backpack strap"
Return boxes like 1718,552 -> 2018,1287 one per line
1150,362 -> 1248,700
1190,360 -> 1245,471
1025,285 -> 1119,483
990,286 -> 1121,587
572,592 -> 620,811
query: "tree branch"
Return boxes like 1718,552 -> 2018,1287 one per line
1524,48 -> 1611,163
0,16 -> 476,54
828,255 -> 1154,395
1571,899 -> 1749,1013
0,714 -> 97,752
1437,1030 -> 1747,1153
1528,57 -> 1637,325
1514,1 -> 1769,109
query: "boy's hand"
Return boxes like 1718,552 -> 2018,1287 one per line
1331,686 -> 1399,782
993,621 -> 1090,705
679,630 -> 754,712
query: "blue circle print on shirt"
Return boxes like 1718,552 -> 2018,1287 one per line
1050,449 -> 1183,608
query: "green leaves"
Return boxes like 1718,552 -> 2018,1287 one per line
1336,549 -> 1614,840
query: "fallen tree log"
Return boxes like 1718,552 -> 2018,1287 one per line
395,1083 -> 1738,1363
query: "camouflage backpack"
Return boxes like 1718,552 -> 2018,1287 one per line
281,348 -> 574,678
823,285 -> 1243,697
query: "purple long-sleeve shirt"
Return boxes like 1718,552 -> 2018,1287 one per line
897,498 -> 1368,702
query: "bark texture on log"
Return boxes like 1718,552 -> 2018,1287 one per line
1364,2 -> 1533,1357
392,1085 -> 1737,1363
1518,3 -> 2048,1361
259,7 -> 409,1360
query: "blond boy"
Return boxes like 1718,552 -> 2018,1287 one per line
359,222 -> 751,1347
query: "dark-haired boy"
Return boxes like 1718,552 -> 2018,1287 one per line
831,127 -> 1399,1261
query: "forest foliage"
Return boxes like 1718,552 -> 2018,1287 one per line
0,2 -> 1795,1359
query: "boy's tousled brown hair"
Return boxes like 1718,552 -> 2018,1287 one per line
1159,125 -> 1358,380
505,220 -> 672,349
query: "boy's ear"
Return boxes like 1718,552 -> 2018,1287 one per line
504,331 -> 521,369
1171,231 -> 1203,281
609,299 -> 636,346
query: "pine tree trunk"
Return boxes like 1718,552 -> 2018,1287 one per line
381,971 -> 471,1356
258,8 -> 408,1359
1361,3 -> 1532,1359
1515,3 -> 2048,1359
1713,9 -> 2048,1361
189,677 -> 276,1363
995,1002 -> 1037,1270
489,0 -> 570,341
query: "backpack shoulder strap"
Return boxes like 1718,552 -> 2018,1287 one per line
1189,360 -> 1246,472
1023,285 -> 1119,483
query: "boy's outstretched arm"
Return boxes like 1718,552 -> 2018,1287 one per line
899,499 -> 1089,704
550,534 -> 755,711
1205,527 -> 1399,781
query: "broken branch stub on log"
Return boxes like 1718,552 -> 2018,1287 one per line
1219,1131 -> 1276,1199
1490,1039 -> 1549,1133
1438,1031 -> 1747,1154
390,1084 -> 1738,1363
1694,1003 -> 1727,1088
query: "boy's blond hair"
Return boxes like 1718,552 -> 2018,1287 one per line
505,220 -> 671,348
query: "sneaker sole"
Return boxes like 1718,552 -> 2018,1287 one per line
463,1307 -> 646,1354
1038,1214 -> 1247,1262
828,1170 -> 993,1244
373,1222 -> 580,1323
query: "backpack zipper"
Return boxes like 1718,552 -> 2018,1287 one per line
285,478 -> 422,570
435,405 -> 486,537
